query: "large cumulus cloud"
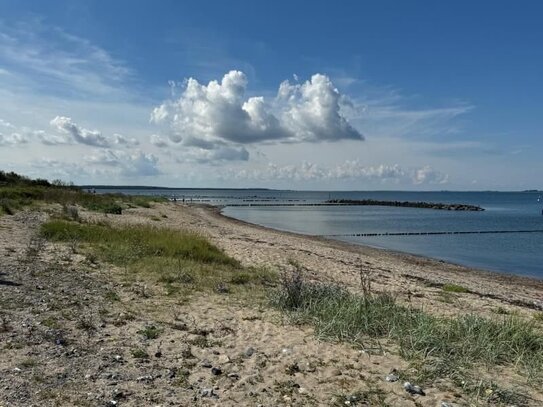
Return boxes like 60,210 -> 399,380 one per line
151,71 -> 363,162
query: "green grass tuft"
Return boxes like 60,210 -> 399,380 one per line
442,283 -> 469,293
131,348 -> 149,359
271,275 -> 543,384
138,325 -> 161,340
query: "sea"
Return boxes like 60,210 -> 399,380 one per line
95,188 -> 543,279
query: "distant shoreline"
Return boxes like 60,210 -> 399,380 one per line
85,185 -> 542,193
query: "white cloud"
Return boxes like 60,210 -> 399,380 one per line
413,165 -> 449,185
84,149 -> 160,177
177,145 -> 249,164
50,116 -> 110,147
33,129 -> 72,145
220,160 -> 448,186
113,133 -> 139,147
0,21 -> 131,98
150,134 -> 170,148
0,118 -> 15,129
0,132 -> 28,146
277,74 -> 363,142
151,71 -> 363,162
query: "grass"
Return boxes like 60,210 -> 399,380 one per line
442,283 -> 470,293
271,271 -> 543,386
139,325 -> 162,340
0,170 -> 166,216
40,220 -> 276,297
41,220 -> 238,266
131,348 -> 149,359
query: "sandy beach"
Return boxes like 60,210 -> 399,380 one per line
1,202 -> 543,406
178,203 -> 543,316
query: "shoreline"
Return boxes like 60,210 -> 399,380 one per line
200,204 -> 543,310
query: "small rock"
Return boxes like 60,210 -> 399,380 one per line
114,355 -> 122,362
440,402 -> 453,407
211,367 -> 222,376
385,369 -> 399,382
244,347 -> 255,357
106,401 -> 118,406
112,390 -> 126,400
167,369 -> 177,379
200,388 -> 217,398
136,375 -> 154,382
154,351 -> 162,358
13,367 -> 22,373
217,354 -> 230,364
403,381 -> 425,396
201,360 -> 212,368
385,373 -> 399,382
227,373 -> 240,380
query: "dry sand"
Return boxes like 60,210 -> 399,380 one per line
1,202 -> 542,406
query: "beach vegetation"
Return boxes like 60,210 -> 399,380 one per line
40,220 -> 275,298
139,325 -> 162,340
442,283 -> 469,293
271,270 -> 543,387
131,348 -> 149,359
0,170 -> 165,216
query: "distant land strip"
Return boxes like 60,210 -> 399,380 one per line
323,229 -> 543,237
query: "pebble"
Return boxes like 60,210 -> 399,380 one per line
167,369 -> 177,379
403,382 -> 425,396
136,375 -> 154,382
200,388 -> 218,398
385,368 -> 399,382
211,367 -> 222,376
218,354 -> 230,364
385,373 -> 399,382
440,403 -> 453,407
244,347 -> 255,357
201,360 -> 212,368
227,373 -> 240,380
112,390 -> 126,400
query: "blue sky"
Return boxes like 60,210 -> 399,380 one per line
0,0 -> 542,189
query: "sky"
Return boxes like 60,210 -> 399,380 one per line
0,0 -> 542,190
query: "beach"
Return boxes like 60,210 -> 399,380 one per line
181,203 -> 543,315
1,201 -> 543,406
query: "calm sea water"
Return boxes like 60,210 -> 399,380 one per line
97,189 -> 543,279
